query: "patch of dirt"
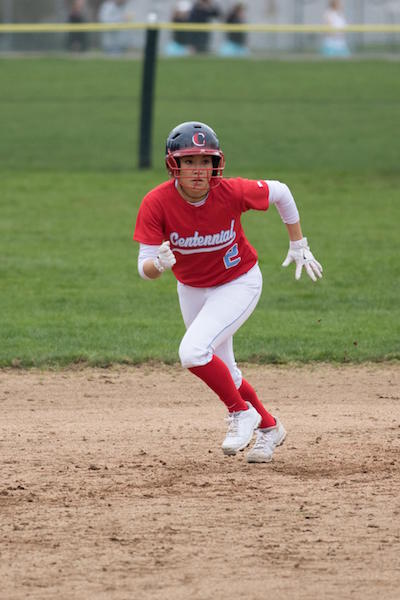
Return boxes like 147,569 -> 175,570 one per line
0,364 -> 399,600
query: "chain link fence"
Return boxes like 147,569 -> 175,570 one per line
0,0 -> 399,54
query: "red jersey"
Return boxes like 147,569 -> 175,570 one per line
133,177 -> 270,287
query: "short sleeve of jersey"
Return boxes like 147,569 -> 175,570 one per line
238,178 -> 269,213
133,195 -> 165,245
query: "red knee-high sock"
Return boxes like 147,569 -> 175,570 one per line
189,356 -> 248,413
238,378 -> 276,428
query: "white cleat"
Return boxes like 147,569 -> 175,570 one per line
246,417 -> 287,463
221,402 -> 261,456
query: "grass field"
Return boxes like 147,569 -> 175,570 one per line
1,57 -> 399,366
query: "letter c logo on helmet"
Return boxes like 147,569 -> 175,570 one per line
192,132 -> 206,147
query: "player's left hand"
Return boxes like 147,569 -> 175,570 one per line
282,237 -> 323,282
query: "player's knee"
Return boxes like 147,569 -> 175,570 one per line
179,336 -> 210,368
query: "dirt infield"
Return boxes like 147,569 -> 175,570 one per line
1,364 -> 399,600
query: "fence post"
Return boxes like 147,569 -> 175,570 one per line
138,16 -> 159,169
2,0 -> 14,51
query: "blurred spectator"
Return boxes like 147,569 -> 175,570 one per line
67,0 -> 88,52
165,1 -> 192,57
98,0 -> 135,54
188,0 -> 221,54
321,0 -> 351,58
219,2 -> 249,57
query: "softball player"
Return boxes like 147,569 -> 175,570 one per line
134,121 -> 322,463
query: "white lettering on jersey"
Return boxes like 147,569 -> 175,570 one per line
170,219 -> 236,255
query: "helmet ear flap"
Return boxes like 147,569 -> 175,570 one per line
211,155 -> 220,177
211,151 -> 225,181
166,152 -> 180,177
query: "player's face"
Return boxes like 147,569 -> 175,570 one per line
177,154 -> 213,201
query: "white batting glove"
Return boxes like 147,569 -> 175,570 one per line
282,237 -> 323,282
153,241 -> 176,273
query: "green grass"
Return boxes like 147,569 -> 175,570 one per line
0,57 -> 399,366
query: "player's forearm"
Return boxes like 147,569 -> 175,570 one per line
285,221 -> 303,242
138,245 -> 162,280
142,259 -> 163,279
138,242 -> 176,280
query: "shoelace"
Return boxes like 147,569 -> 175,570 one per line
252,430 -> 273,451
225,413 -> 240,437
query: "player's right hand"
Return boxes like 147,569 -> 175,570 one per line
153,241 -> 176,272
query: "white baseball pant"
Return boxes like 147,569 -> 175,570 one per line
177,263 -> 263,388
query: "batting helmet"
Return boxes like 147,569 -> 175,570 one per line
165,121 -> 225,184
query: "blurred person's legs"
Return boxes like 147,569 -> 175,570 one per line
321,36 -> 350,57
67,31 -> 88,52
165,40 -> 191,56
219,41 -> 249,57
191,31 -> 210,53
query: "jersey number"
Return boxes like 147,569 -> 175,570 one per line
224,243 -> 241,269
